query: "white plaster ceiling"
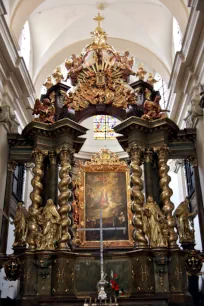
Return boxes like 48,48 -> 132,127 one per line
3,0 -> 189,95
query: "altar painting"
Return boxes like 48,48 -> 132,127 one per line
77,149 -> 133,248
85,171 -> 128,241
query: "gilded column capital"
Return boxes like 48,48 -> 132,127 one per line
32,149 -> 48,162
7,161 -> 17,173
127,144 -> 144,159
57,146 -> 74,162
49,151 -> 57,165
154,145 -> 169,159
143,149 -> 153,163
188,156 -> 198,167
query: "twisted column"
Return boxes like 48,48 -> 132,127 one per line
27,150 -> 47,250
128,144 -> 148,248
57,146 -> 73,250
155,146 -> 178,248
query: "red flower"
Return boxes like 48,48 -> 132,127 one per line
110,280 -> 116,285
115,285 -> 119,291
113,273 -> 118,278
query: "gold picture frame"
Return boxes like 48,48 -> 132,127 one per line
76,149 -> 133,248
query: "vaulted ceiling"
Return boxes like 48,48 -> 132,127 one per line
3,0 -> 189,95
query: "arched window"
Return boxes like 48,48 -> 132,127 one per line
173,17 -> 182,53
93,115 -> 118,140
154,73 -> 169,110
19,21 -> 31,70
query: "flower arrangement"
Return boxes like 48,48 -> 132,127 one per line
110,273 -> 124,297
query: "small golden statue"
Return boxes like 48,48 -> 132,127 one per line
13,202 -> 29,247
43,76 -> 54,90
36,199 -> 61,250
65,54 -> 83,84
146,73 -> 158,86
52,66 -> 64,84
143,196 -> 168,248
173,197 -> 196,243
136,63 -> 147,80
31,98 -> 55,124
141,94 -> 168,121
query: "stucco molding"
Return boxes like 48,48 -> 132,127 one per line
0,104 -> 19,132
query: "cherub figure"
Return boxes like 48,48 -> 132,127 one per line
31,98 -> 55,124
141,94 -> 167,121
119,51 -> 134,80
173,197 -> 196,243
65,54 -> 83,84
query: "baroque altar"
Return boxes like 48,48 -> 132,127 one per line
1,12 -> 203,306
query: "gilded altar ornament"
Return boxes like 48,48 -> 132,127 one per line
146,73 -> 158,86
136,63 -> 147,80
31,98 -> 55,124
141,94 -> 168,121
27,150 -> 47,250
52,66 -> 64,84
173,197 -> 196,243
57,147 -> 73,250
13,202 -> 29,247
154,146 -> 178,248
43,76 -> 54,90
143,196 -> 168,248
128,145 -> 148,248
4,256 -> 21,281
36,199 -> 61,250
63,13 -> 136,111
186,250 -> 202,276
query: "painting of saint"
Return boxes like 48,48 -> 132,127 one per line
85,172 -> 128,241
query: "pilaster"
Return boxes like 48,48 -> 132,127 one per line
0,105 -> 19,234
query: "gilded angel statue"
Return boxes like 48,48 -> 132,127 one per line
142,196 -> 168,248
29,98 -> 55,124
173,197 -> 196,243
13,202 -> 29,247
65,53 -> 83,84
36,199 -> 61,250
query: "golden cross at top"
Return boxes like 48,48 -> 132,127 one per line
93,12 -> 104,28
